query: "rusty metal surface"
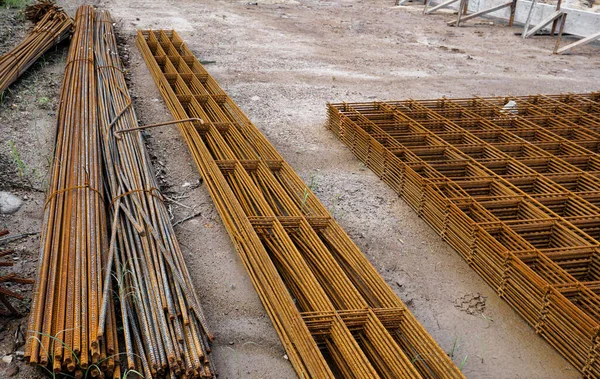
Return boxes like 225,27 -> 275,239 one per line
24,7 -> 214,378
136,29 -> 464,379
95,10 -> 213,378
0,230 -> 34,317
0,1 -> 72,94
23,6 -> 108,375
327,93 -> 600,378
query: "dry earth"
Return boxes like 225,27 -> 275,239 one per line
1,0 -> 600,378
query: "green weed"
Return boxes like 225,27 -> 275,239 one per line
2,0 -> 29,9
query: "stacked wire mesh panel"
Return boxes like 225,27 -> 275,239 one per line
136,29 -> 465,379
327,93 -> 600,378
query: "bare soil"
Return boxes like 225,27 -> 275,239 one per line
2,0 -> 599,378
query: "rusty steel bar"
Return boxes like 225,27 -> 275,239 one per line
94,11 -> 213,378
327,93 -> 600,378
136,29 -> 464,378
0,1 -> 72,94
23,5 -> 111,376
0,230 -> 35,317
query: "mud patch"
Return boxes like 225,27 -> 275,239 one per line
454,293 -> 487,315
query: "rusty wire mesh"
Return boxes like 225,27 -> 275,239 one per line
136,29 -> 465,379
327,92 -> 600,378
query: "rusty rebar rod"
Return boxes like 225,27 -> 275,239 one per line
0,1 -> 72,94
95,11 -> 213,378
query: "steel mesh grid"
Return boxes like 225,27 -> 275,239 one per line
328,93 -> 600,377
137,30 -> 466,379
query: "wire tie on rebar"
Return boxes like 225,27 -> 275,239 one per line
64,57 -> 94,69
109,187 -> 164,209
43,184 -> 105,210
96,64 -> 125,74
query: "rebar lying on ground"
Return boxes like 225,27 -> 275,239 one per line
137,29 -> 464,378
94,11 -> 213,378
0,229 -> 35,317
327,93 -> 600,378
24,6 -> 112,376
0,1 -> 72,94
24,7 -> 214,378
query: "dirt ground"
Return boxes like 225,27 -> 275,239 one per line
1,0 -> 600,378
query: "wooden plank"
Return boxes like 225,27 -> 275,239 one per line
522,0 -> 538,39
524,10 -> 563,38
424,0 -> 459,14
556,30 -> 600,54
448,1 -> 513,25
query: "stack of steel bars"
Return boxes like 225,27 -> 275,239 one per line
24,6 -> 111,376
94,10 -> 213,378
25,7 -> 214,378
327,93 -> 600,377
0,1 -> 72,94
136,29 -> 464,378
0,229 -> 35,316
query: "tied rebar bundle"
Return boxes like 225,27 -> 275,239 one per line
24,5 -> 116,377
94,10 -> 214,378
0,1 -> 72,94
24,6 -> 215,378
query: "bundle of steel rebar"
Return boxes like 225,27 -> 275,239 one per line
94,11 -> 213,378
0,1 -> 72,94
24,6 -> 114,376
137,29 -> 464,378
327,93 -> 600,377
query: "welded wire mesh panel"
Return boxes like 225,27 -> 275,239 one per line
328,94 -> 600,378
137,30 -> 465,379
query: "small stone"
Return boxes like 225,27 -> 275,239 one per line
283,354 -> 289,360
5,365 -> 19,377
1,355 -> 13,364
0,192 -> 23,214
228,341 -> 234,345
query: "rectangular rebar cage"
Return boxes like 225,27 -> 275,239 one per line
327,93 -> 600,378
136,30 -> 465,378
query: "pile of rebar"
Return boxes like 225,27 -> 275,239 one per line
0,1 -> 72,94
137,29 -> 464,378
0,229 -> 35,316
327,93 -> 600,378
24,5 -> 110,375
95,11 -> 213,378
24,7 -> 214,378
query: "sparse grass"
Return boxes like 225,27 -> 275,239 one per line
459,354 -> 469,370
8,140 -> 27,178
38,96 -> 50,106
331,193 -> 343,219
448,336 -> 460,358
2,0 -> 29,9
0,88 -> 12,104
301,172 -> 319,212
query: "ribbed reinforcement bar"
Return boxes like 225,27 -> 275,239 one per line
136,29 -> 464,379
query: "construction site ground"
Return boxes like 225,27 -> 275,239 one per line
1,0 -> 599,378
